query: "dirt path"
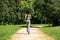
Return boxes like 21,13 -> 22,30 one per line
10,28 -> 54,40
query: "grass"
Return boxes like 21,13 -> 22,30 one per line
31,24 -> 52,27
0,25 -> 20,40
40,26 -> 60,40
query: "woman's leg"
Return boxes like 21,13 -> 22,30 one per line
26,22 -> 28,32
27,22 -> 30,32
28,20 -> 30,31
28,20 -> 30,34
26,20 -> 30,34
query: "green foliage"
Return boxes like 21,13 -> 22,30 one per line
0,0 -> 60,25
33,0 -> 60,25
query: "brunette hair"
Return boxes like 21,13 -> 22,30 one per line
26,10 -> 30,14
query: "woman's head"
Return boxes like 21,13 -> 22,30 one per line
26,11 -> 30,14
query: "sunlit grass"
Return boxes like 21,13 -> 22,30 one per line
0,25 -> 20,40
40,26 -> 60,40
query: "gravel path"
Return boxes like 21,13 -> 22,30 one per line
10,28 -> 54,40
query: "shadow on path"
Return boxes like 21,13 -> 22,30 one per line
15,33 -> 26,35
20,26 -> 40,28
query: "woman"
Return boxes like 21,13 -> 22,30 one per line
25,11 -> 31,34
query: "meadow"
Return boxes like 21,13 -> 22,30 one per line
40,26 -> 60,40
0,25 -> 20,40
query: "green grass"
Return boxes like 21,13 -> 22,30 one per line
40,26 -> 60,40
31,24 -> 52,27
0,25 -> 20,40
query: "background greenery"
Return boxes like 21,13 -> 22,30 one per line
0,0 -> 60,26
